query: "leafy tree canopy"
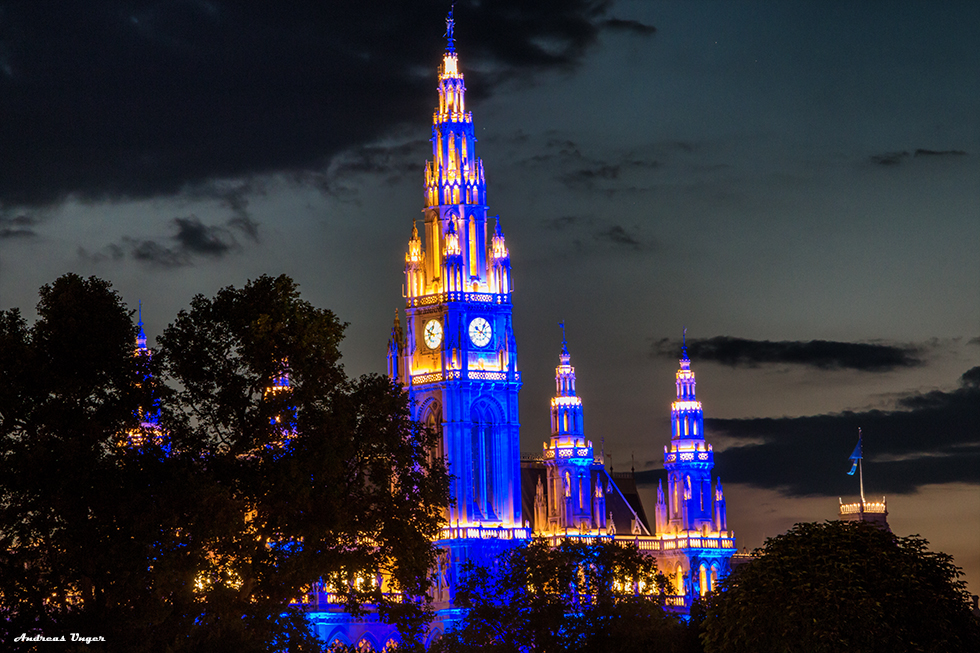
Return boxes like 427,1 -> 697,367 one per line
701,520 -> 980,653
0,274 -> 449,652
432,538 -> 695,653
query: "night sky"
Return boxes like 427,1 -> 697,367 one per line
2,2 -> 978,593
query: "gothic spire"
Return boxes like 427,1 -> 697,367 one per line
136,300 -> 148,353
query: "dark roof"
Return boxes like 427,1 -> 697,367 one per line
519,461 -> 658,535
603,470 -> 655,534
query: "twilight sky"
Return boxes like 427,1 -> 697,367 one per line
1,1 -> 978,592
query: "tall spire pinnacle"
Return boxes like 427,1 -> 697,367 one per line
682,326 -> 688,359
136,300 -> 148,353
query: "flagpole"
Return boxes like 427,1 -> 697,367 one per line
858,427 -> 865,505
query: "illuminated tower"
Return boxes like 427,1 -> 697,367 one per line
125,303 -> 163,448
542,328 -> 601,532
388,14 -> 522,537
661,336 -> 726,536
264,360 -> 296,450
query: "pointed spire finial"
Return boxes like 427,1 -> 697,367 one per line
136,300 -> 148,352
445,3 -> 456,53
558,322 -> 570,362
682,326 -> 688,359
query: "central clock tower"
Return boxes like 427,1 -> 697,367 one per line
387,25 -> 522,538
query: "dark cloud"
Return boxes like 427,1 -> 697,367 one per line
81,216 -> 240,267
702,367 -> 980,496
320,138 -> 429,192
228,215 -> 260,242
130,240 -> 189,268
543,215 -> 581,230
558,159 -> 658,191
869,148 -> 968,166
173,216 -> 234,255
219,186 -> 260,242
559,164 -> 622,189
0,214 -> 38,239
539,213 -> 650,252
913,149 -> 967,157
602,18 -> 657,35
78,243 -> 126,264
652,336 -> 922,372
870,151 -> 909,166
0,1 -> 617,208
594,224 -> 639,247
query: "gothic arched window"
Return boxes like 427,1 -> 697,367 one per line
423,402 -> 444,465
471,400 -> 498,521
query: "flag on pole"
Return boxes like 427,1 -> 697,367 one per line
846,433 -> 862,476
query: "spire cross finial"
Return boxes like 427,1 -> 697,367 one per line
445,3 -> 456,52
138,300 -> 143,328
559,321 -> 566,345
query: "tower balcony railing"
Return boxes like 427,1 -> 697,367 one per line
409,291 -> 510,307
437,525 -> 532,541
533,533 -> 615,546
608,534 -> 736,553
410,370 -> 521,386
839,500 -> 887,515
664,450 -> 713,465
526,532 -> 736,553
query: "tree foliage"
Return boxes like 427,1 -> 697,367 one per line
432,538 -> 693,653
701,520 -> 980,653
0,274 -> 449,652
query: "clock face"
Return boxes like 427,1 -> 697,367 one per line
468,317 -> 492,348
423,319 -> 443,349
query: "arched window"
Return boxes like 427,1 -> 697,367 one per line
357,637 -> 376,652
699,563 -> 709,597
425,404 -> 443,459
468,218 -> 477,275
471,400 -> 498,520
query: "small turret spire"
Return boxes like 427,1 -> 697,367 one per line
558,321 -> 570,363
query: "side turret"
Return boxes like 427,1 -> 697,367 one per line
488,218 -> 511,295
713,478 -> 727,532
542,327 -> 597,532
661,332 -> 727,536
386,311 -> 403,381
